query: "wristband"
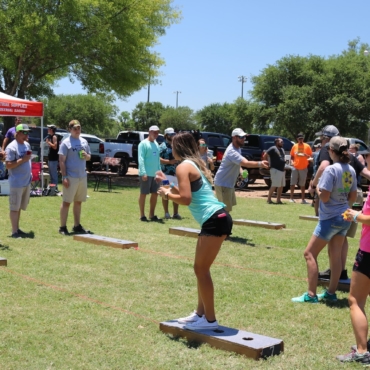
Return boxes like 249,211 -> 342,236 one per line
62,176 -> 68,180
170,182 -> 175,189
258,161 -> 261,167
353,212 -> 360,223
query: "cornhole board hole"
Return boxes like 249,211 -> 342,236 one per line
0,257 -> 7,266
299,215 -> 318,221
160,320 -> 284,360
233,219 -> 285,230
73,234 -> 138,249
169,227 -> 200,239
318,278 -> 350,292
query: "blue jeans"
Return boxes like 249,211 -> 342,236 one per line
313,215 -> 350,241
48,160 -> 58,187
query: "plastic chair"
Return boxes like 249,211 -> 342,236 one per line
31,162 -> 42,191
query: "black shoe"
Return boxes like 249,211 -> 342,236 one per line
59,226 -> 69,235
11,232 -> 22,239
318,268 -> 331,280
17,229 -> 27,235
150,215 -> 162,222
140,216 -> 148,222
72,224 -> 91,234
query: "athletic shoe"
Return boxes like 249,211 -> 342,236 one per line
289,199 -> 296,203
351,339 -> 370,351
337,350 -> 370,365
267,200 -> 274,204
291,292 -> 318,303
172,214 -> 182,220
301,199 -> 308,204
177,311 -> 202,324
17,229 -> 27,235
73,224 -> 91,234
164,213 -> 171,219
317,289 -> 337,302
150,215 -> 161,222
140,216 -> 148,222
318,269 -> 348,280
59,226 -> 69,235
184,316 -> 219,330
11,232 -> 22,239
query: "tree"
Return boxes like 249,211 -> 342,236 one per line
131,102 -> 165,131
159,106 -> 196,131
0,0 -> 180,130
196,103 -> 234,134
44,94 -> 118,137
250,39 -> 370,141
231,97 -> 254,134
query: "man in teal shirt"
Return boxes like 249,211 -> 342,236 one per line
138,125 -> 162,221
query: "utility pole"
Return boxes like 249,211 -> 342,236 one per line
238,75 -> 247,99
173,91 -> 181,108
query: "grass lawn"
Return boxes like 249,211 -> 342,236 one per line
0,181 -> 363,369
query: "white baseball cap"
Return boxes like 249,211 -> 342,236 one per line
149,125 -> 160,132
231,128 -> 247,137
164,127 -> 175,135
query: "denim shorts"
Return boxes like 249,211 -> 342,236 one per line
313,215 -> 351,241
199,209 -> 233,237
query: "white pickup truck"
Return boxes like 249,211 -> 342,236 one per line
99,131 -> 165,175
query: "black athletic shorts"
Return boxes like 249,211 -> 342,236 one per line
199,208 -> 233,237
353,249 -> 370,279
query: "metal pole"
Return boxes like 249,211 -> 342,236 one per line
238,76 -> 247,99
173,91 -> 181,108
147,82 -> 150,103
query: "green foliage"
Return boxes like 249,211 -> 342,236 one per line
43,94 -> 118,137
0,0 -> 180,99
159,106 -> 197,131
196,103 -> 234,134
131,101 -> 165,131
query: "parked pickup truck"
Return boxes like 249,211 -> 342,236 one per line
99,131 -> 164,175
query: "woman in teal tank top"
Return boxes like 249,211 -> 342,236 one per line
157,132 -> 232,331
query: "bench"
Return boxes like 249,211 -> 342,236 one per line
90,157 -> 120,192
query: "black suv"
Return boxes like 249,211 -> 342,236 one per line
28,126 -> 67,156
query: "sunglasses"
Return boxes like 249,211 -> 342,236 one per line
199,144 -> 207,147
237,136 -> 246,139
71,126 -> 81,130
20,131 -> 29,135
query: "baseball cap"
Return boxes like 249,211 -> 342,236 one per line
314,143 -> 321,148
315,125 -> 339,137
47,124 -> 57,129
329,136 -> 347,152
16,124 -> 31,132
297,132 -> 304,138
232,128 -> 247,137
164,127 -> 175,135
149,125 -> 160,132
69,119 -> 81,128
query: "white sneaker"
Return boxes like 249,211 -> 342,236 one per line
184,316 -> 219,330
177,311 -> 202,324
289,199 -> 296,203
164,213 -> 171,219
301,199 -> 308,204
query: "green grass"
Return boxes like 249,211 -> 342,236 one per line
0,181 -> 363,369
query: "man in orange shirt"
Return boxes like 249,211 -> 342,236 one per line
289,132 -> 312,204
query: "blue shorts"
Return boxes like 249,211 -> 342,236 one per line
313,215 -> 351,241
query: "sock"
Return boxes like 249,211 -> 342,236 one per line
207,319 -> 216,323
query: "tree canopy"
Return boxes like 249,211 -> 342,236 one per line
0,0 -> 180,100
159,106 -> 196,131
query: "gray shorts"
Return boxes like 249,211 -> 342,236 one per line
270,168 -> 286,187
291,168 -> 308,187
140,176 -> 160,195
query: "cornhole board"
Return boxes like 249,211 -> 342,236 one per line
233,219 -> 285,230
160,320 -> 284,360
299,215 -> 319,221
0,257 -> 7,266
73,234 -> 138,249
169,227 -> 200,239
317,278 -> 350,292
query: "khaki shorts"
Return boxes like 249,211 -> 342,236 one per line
270,168 -> 286,187
214,185 -> 236,212
291,168 -> 308,187
9,185 -> 31,211
346,221 -> 358,238
63,177 -> 88,203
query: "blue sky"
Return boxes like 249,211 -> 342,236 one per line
54,0 -> 370,117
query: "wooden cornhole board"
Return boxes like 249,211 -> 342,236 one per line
160,320 -> 284,360
233,219 -> 285,230
0,257 -> 7,266
73,234 -> 138,249
299,215 -> 319,221
317,278 -> 350,292
169,227 -> 200,239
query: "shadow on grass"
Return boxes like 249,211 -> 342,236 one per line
0,244 -> 10,250
226,236 -> 255,246
322,297 -> 349,309
164,334 -> 202,349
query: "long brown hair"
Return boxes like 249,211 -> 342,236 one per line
172,132 -> 213,183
